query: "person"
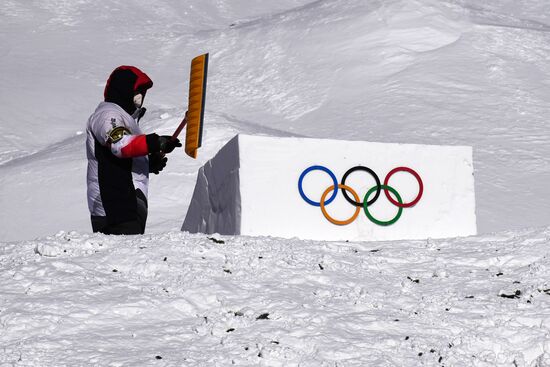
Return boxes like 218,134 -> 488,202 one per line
86,65 -> 183,235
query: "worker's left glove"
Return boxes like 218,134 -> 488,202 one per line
149,153 -> 167,174
146,134 -> 182,154
159,136 -> 182,154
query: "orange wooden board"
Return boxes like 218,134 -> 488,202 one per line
185,53 -> 208,158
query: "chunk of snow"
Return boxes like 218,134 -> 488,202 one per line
34,243 -> 62,257
182,134 -> 477,241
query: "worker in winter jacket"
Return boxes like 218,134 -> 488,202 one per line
86,65 -> 183,235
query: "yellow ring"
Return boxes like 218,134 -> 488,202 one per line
320,184 -> 361,225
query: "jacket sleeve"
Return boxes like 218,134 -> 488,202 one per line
91,112 -> 154,158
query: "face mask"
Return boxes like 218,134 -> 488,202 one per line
133,93 -> 143,109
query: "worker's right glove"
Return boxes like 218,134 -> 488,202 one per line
149,153 -> 167,174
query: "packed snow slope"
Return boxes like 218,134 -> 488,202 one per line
1,0 -> 550,240
1,228 -> 550,366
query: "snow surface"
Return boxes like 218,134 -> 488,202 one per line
1,0 -> 550,365
183,134 -> 477,241
2,229 -> 550,366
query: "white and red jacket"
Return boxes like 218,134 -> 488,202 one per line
86,101 -> 150,218
86,65 -> 156,226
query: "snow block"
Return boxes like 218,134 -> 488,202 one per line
182,134 -> 476,241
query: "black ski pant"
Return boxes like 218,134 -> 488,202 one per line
91,191 -> 148,235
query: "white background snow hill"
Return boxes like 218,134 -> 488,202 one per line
1,0 -> 550,365
1,0 -> 550,240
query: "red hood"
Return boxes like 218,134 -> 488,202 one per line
104,66 -> 153,115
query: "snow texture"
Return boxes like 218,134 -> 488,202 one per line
1,229 -> 550,366
183,134 -> 477,241
1,0 -> 550,365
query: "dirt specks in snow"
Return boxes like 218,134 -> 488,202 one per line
498,290 -> 521,299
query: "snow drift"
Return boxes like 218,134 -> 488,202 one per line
1,227 -> 550,365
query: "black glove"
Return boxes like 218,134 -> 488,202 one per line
149,153 -> 167,174
159,136 -> 182,154
145,134 -> 182,154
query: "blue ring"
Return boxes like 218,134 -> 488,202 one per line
298,165 -> 338,207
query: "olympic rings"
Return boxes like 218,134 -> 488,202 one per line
298,165 -> 423,226
320,184 -> 362,225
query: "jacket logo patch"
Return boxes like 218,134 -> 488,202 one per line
108,126 -> 130,143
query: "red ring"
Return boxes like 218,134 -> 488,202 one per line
383,167 -> 423,208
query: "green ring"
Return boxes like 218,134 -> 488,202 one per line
363,185 -> 403,226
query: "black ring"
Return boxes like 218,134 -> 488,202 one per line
341,166 -> 381,207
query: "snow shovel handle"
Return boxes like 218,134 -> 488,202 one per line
171,115 -> 187,141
